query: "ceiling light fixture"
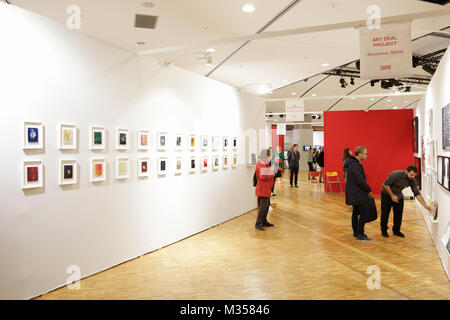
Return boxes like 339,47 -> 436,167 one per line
291,92 -> 297,95
350,77 -> 355,85
321,63 -> 329,67
241,4 -> 255,13
370,98 -> 375,101
387,99 -> 392,102
340,78 -> 347,88
311,93 -> 317,97
393,106 -> 398,109
206,48 -> 215,53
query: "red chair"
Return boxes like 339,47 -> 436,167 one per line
306,171 -> 321,192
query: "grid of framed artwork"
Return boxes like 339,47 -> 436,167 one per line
20,121 -> 239,189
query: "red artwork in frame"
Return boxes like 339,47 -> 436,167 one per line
27,166 -> 39,182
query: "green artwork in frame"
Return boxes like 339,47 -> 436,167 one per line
94,131 -> 102,145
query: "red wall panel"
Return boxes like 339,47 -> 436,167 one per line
271,125 -> 284,154
323,110 -> 414,194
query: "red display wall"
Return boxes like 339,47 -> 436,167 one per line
323,109 -> 414,194
271,125 -> 285,155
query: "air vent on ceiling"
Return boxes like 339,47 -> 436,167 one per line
134,14 -> 158,29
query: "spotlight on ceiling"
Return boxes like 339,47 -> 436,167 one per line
268,113 -> 273,118
311,114 -> 322,120
350,77 -> 355,85
321,63 -> 330,67
241,4 -> 255,13
423,65 -> 436,75
356,60 -> 360,70
380,80 -> 390,89
340,78 -> 347,88
405,86 -> 411,92
279,114 -> 284,118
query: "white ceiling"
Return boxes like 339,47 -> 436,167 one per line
10,0 -> 450,112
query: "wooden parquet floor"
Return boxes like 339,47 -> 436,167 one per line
36,172 -> 450,300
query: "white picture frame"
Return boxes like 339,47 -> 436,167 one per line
212,136 -> 219,151
223,136 -> 229,151
138,156 -> 149,178
427,140 -> 437,172
201,156 -> 209,171
189,156 -> 196,173
90,158 -> 106,182
116,128 -> 129,151
59,159 -> 77,185
89,125 -> 105,150
137,130 -> 150,151
175,134 -> 183,151
58,123 -> 77,150
157,132 -> 167,151
23,121 -> 43,150
232,153 -> 238,167
223,155 -> 229,169
116,156 -> 129,180
175,157 -> 183,175
232,137 -> 237,151
189,134 -> 196,151
22,159 -> 43,189
158,157 -> 168,175
201,135 -> 208,151
213,155 -> 220,170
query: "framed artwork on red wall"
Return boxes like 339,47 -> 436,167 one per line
412,116 -> 418,153
414,157 -> 421,190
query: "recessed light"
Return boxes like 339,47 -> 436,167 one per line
404,101 -> 408,103
282,79 -> 288,82
321,63 -> 330,67
141,2 -> 155,8
206,48 -> 215,53
311,93 -> 317,96
393,106 -> 398,109
387,99 -> 392,102
241,4 -> 255,13
370,98 -> 375,101
291,92 -> 297,95
351,97 -> 355,100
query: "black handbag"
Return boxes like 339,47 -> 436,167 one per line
366,198 -> 378,223
253,171 -> 257,187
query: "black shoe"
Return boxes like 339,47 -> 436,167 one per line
290,185 -> 293,188
356,234 -> 373,241
381,231 -> 389,238
295,185 -> 299,188
393,231 -> 405,238
272,193 -> 277,197
263,222 -> 274,227
353,232 -> 357,238
255,224 -> 265,231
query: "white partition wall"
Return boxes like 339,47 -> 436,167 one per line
0,4 -> 265,299
414,45 -> 450,279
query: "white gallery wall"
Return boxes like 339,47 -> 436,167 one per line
414,45 -> 450,279
0,4 -> 266,299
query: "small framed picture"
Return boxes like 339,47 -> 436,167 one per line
158,157 -> 168,175
201,156 -> 209,171
158,132 -> 167,151
232,153 -> 238,167
201,135 -> 208,151
223,155 -> 229,169
90,158 -> 106,182
138,156 -> 149,178
189,134 -> 196,151
175,157 -> 183,174
137,130 -> 150,151
23,121 -> 43,150
189,156 -> 196,173
59,123 -> 77,150
213,155 -> 220,170
90,125 -> 105,150
22,159 -> 43,189
59,159 -> 77,185
116,128 -> 129,151
232,137 -> 237,150
116,156 -> 129,180
223,136 -> 229,151
212,136 -> 219,151
175,134 -> 183,151
437,156 -> 443,186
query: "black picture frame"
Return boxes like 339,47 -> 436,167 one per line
437,155 -> 450,192
412,116 -> 419,153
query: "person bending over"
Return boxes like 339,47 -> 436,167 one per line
380,166 -> 431,238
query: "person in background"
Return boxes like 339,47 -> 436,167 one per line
342,148 -> 353,181
343,146 -> 374,241
307,148 -> 315,180
318,147 -> 325,183
287,144 -> 300,188
380,165 -> 431,238
272,146 -> 285,196
255,148 -> 275,231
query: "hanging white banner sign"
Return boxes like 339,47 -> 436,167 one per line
285,99 -> 304,122
359,21 -> 413,80
276,123 -> 286,135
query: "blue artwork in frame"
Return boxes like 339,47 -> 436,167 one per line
28,127 -> 39,143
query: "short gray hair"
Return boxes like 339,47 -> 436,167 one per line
354,146 -> 367,156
